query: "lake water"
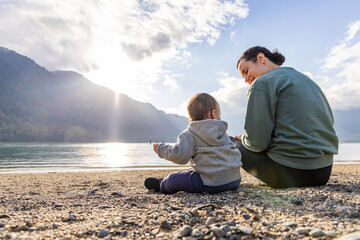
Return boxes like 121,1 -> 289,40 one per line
0,142 -> 359,173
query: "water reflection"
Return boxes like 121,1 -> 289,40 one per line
100,143 -> 131,167
0,142 -> 359,173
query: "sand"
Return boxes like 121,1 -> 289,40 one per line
0,165 -> 359,239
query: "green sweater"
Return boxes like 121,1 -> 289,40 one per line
241,67 -> 338,169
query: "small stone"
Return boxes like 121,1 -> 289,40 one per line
205,216 -> 217,225
171,205 -> 182,211
290,198 -> 303,205
211,227 -> 225,238
235,186 -> 246,193
190,208 -> 198,216
89,189 -> 99,195
188,217 -> 197,227
191,228 -> 204,238
111,192 -> 124,197
69,213 -> 77,221
160,219 -> 172,230
195,204 -> 218,211
325,231 -> 337,238
28,227 -> 36,232
296,227 -> 313,235
98,205 -> 111,209
25,221 -> 33,227
236,226 -> 252,235
262,220 -> 270,226
283,222 -> 297,227
309,229 -> 324,237
336,206 -> 354,213
169,212 -> 178,219
53,223 -> 62,228
242,214 -> 251,220
237,191 -> 246,198
5,233 -> 17,239
99,229 -> 108,238
313,193 -> 327,201
245,205 -> 258,213
150,228 -> 159,236
176,225 -> 192,237
253,214 -> 261,221
226,220 -> 236,226
54,203 -> 64,208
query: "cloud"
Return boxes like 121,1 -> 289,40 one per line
162,73 -> 180,91
211,72 -> 248,110
302,72 -> 313,79
0,0 -> 248,100
318,20 -> 360,110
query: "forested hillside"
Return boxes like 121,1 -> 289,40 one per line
0,47 -> 188,142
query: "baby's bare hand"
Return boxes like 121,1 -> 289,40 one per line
234,134 -> 243,140
153,143 -> 159,153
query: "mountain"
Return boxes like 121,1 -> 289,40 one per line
0,47 -> 188,142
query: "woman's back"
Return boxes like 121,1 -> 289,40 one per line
244,67 -> 338,169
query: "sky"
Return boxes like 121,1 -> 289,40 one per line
1,0 -> 360,136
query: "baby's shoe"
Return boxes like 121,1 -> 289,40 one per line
144,178 -> 163,192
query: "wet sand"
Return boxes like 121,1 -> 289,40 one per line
0,164 -> 359,239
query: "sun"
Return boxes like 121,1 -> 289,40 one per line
86,44 -> 139,94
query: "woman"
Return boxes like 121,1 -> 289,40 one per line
233,46 -> 338,188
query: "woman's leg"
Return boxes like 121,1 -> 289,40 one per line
160,170 -> 206,194
231,137 -> 332,188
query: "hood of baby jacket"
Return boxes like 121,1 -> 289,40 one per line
187,119 -> 229,147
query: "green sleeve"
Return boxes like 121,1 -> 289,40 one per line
242,88 -> 276,152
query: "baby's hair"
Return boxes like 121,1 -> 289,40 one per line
236,46 -> 285,70
187,93 -> 218,122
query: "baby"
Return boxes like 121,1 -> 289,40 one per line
144,93 -> 242,194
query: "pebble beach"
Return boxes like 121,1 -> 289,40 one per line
0,164 -> 359,239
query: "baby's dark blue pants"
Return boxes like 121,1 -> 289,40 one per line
159,170 -> 241,194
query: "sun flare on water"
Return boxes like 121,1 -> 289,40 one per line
100,143 -> 131,167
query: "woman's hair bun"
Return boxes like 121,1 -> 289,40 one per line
271,48 -> 285,66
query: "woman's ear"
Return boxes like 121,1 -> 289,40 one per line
257,53 -> 265,64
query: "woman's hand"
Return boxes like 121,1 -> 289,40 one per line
234,134 -> 243,140
153,143 -> 159,154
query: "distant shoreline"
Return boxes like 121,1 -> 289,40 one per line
1,162 -> 359,174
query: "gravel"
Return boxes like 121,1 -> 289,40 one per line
0,165 -> 359,239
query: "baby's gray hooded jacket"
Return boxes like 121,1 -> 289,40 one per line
157,119 -> 242,186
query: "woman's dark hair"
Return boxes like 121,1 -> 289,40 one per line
236,46 -> 285,69
187,93 -> 218,122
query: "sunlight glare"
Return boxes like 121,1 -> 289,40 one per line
86,43 -> 139,94
100,143 -> 131,167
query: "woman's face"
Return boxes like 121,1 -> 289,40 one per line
238,55 -> 268,85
